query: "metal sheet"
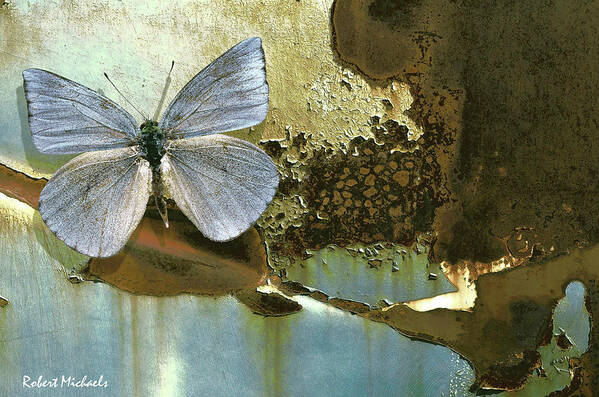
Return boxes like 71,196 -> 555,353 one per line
0,193 -> 475,396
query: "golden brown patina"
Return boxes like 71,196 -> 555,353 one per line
85,210 -> 268,296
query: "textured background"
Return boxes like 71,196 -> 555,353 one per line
0,0 -> 597,395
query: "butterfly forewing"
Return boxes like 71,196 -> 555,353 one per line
23,68 -> 140,154
158,37 -> 269,139
39,147 -> 152,257
160,134 -> 279,241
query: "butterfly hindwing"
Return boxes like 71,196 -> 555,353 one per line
160,134 -> 279,241
158,37 -> 269,139
39,147 -> 152,257
23,68 -> 140,154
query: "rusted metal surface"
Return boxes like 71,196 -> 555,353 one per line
86,210 -> 268,297
0,193 -> 474,396
0,0 -> 597,394
366,248 -> 598,392
284,237 -> 457,306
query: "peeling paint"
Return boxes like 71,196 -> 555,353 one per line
365,245 -> 599,392
405,255 -> 518,312
235,285 -> 302,317
260,118 -> 447,268
498,281 -> 590,396
333,0 -> 599,265
2,0 -> 446,272
327,1 -> 599,390
284,235 -> 456,306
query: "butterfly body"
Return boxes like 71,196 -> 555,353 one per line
139,120 -> 166,171
24,37 -> 278,258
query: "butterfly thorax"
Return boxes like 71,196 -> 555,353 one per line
139,120 -> 170,227
139,120 -> 166,171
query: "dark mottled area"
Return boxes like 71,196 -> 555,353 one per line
510,300 -> 553,349
235,290 -> 302,317
474,350 -> 541,393
331,0 -> 599,391
556,333 -> 573,350
367,0 -> 422,28
332,0 -> 599,264
328,297 -> 371,314
262,121 -> 448,259
448,1 -> 599,264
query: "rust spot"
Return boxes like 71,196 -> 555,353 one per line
235,289 -> 302,317
280,279 -> 375,315
332,0 -> 599,267
474,351 -> 541,392
0,163 -> 45,209
85,209 -> 267,296
309,290 -> 328,303
556,333 -> 573,351
391,170 -> 410,187
328,297 -> 370,314
279,280 -> 312,296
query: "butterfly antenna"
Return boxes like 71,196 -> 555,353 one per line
103,72 -> 149,121
153,60 -> 175,120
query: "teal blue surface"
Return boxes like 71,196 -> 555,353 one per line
0,193 -> 475,396
286,243 -> 456,305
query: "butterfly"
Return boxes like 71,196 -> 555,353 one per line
23,37 -> 279,258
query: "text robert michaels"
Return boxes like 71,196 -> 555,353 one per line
23,375 -> 108,389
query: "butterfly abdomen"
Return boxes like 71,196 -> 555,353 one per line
139,120 -> 166,171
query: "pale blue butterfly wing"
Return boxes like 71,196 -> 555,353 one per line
38,147 -> 152,258
23,68 -> 140,154
158,37 -> 269,139
23,68 -> 149,258
160,135 -> 278,241
158,37 -> 277,241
